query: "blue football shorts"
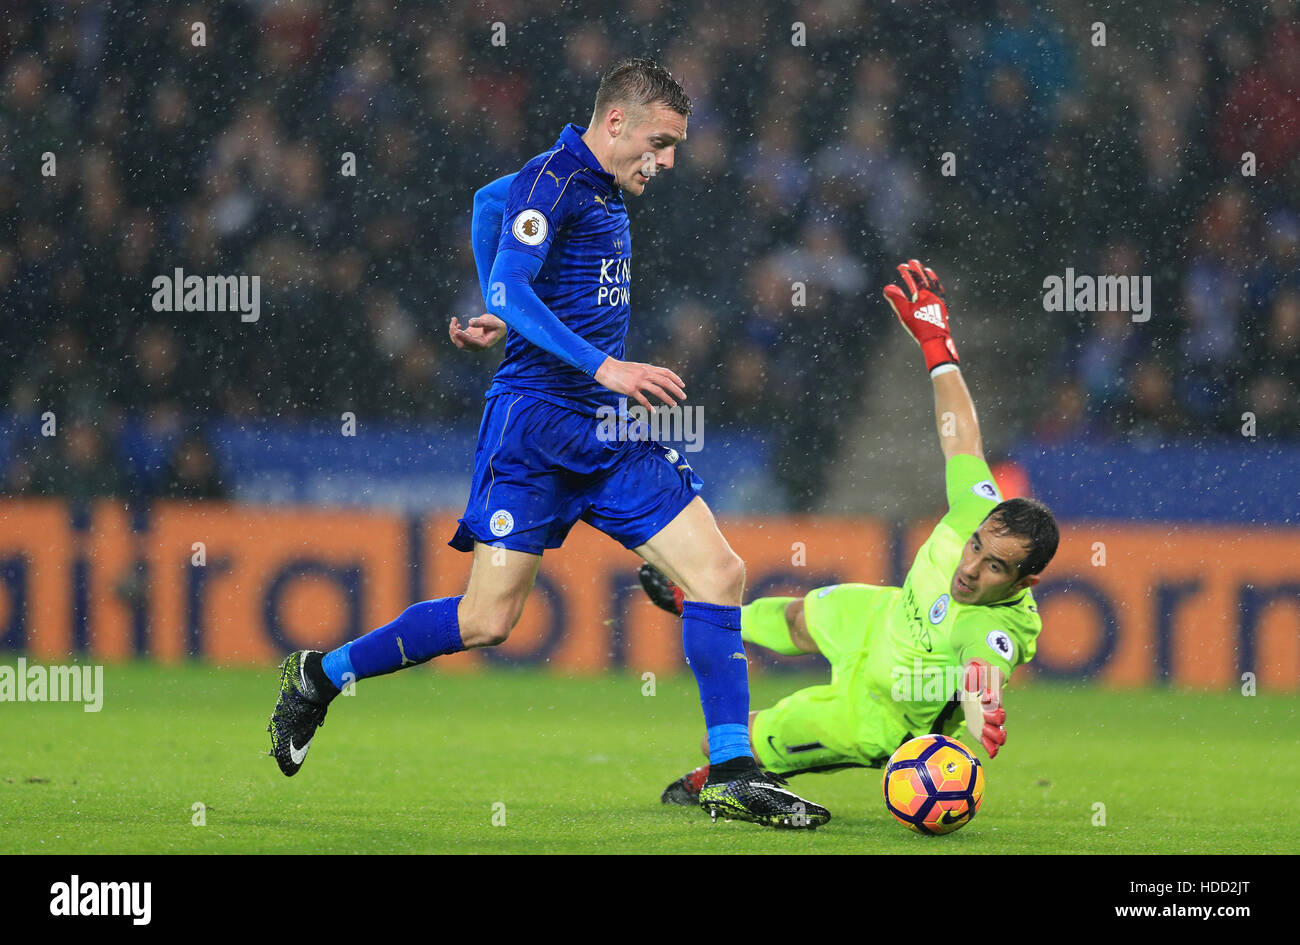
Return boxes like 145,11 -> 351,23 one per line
450,392 -> 704,555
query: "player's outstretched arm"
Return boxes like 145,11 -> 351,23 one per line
883,259 -> 984,462
931,366 -> 983,462
487,247 -> 609,371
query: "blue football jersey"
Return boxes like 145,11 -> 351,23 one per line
486,123 -> 632,415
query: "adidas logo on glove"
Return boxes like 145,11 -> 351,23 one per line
914,303 -> 945,328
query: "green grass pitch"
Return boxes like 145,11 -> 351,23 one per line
3,662 -> 1295,853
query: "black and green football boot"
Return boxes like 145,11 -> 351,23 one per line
697,760 -> 831,829
267,650 -> 334,777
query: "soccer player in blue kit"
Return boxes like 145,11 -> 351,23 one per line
268,59 -> 830,828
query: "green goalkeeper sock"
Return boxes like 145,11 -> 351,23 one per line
740,597 -> 802,656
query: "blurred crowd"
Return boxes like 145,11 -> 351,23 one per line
1,0 -> 1296,509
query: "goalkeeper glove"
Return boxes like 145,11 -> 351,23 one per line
882,259 -> 959,372
963,658 -> 1007,758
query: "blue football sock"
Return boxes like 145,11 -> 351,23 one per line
681,600 -> 753,764
321,596 -> 465,689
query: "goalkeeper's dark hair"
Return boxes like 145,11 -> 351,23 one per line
982,498 -> 1059,577
592,58 -> 692,120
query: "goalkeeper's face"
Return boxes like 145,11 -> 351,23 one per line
605,103 -> 687,196
951,520 -> 1041,606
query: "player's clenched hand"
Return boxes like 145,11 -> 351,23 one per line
449,314 -> 506,350
882,259 -> 960,372
962,658 -> 1007,758
594,358 -> 686,410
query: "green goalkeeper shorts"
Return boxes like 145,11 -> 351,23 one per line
752,583 -> 911,775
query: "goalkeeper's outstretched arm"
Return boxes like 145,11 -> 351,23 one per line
884,260 -> 1007,758
882,259 -> 984,463
932,369 -> 983,462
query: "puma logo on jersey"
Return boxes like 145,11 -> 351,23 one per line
914,303 -> 945,328
545,170 -> 563,186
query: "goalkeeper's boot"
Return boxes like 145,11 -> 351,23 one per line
637,562 -> 684,616
267,650 -> 334,777
661,764 -> 710,806
698,758 -> 831,829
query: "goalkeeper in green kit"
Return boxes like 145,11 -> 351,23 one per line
641,260 -> 1060,808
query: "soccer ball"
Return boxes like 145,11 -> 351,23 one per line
883,734 -> 985,835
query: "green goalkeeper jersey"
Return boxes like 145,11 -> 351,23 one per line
858,453 -> 1041,736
